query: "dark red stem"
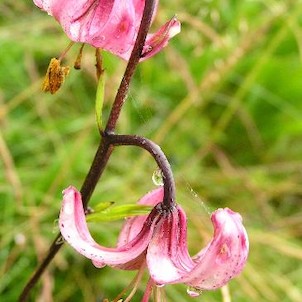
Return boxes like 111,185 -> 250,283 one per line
107,134 -> 176,208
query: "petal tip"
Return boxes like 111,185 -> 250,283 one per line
62,185 -> 79,196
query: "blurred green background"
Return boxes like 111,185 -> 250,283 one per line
1,0 -> 302,301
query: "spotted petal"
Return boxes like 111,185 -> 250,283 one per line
147,207 -> 249,291
184,208 -> 249,290
59,186 -> 161,270
146,206 -> 194,284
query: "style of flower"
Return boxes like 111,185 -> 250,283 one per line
33,0 -> 181,60
59,186 -> 249,300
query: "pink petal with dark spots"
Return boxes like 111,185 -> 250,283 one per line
59,186 -> 161,270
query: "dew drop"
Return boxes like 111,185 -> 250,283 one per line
187,286 -> 202,297
152,168 -> 164,186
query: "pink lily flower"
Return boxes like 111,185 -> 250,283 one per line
33,0 -> 181,60
59,186 -> 249,298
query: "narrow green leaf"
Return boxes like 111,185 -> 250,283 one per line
95,71 -> 105,131
86,204 -> 152,222
94,201 -> 115,212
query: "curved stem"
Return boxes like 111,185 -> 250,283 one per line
19,1 -> 155,301
107,134 -> 176,209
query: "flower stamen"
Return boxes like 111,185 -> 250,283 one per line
142,278 -> 155,302
41,58 -> 70,94
95,48 -> 104,80
58,41 -> 75,61
113,263 -> 146,302
74,43 -> 85,70
153,284 -> 167,302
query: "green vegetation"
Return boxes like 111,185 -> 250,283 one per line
1,1 -> 302,301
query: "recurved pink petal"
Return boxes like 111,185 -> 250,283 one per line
59,186 -> 161,270
147,207 -> 249,291
34,0 -> 136,54
183,208 -> 249,290
33,0 -> 43,9
147,205 -> 194,285
34,0 -> 180,61
31,0 -> 50,13
141,17 -> 181,60
119,17 -> 181,61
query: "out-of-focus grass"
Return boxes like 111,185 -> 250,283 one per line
1,1 -> 302,301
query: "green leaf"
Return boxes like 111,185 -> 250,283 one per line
86,204 -> 152,222
95,71 -> 105,131
93,201 -> 115,212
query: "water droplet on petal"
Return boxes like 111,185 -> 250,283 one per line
187,286 -> 202,297
152,168 -> 164,186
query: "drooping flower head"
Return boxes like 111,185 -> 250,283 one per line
59,186 -> 249,300
33,0 -> 181,60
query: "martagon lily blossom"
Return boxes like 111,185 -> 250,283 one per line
33,0 -> 181,60
59,186 -> 249,300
